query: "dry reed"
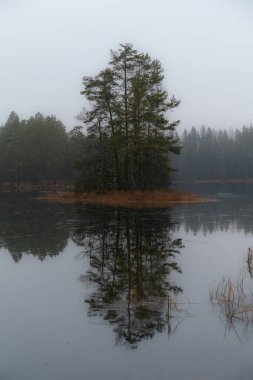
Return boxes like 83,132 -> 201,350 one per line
247,247 -> 253,278
210,249 -> 253,324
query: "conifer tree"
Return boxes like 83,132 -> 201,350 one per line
79,43 -> 181,191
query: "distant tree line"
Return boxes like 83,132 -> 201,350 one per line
0,111 -> 84,188
173,126 -> 253,181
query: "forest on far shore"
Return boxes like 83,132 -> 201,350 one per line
173,125 -> 253,182
2,111 -> 253,190
0,111 -> 81,188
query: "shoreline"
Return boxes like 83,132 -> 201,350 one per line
174,179 -> 253,184
36,189 -> 212,208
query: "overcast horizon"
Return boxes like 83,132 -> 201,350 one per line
1,0 -> 253,132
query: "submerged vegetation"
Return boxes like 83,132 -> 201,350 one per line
210,273 -> 253,323
210,247 -> 253,333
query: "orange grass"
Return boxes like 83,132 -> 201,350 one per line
37,189 -> 210,208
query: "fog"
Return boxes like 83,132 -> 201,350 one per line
1,0 -> 253,131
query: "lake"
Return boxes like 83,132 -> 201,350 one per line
0,193 -> 253,379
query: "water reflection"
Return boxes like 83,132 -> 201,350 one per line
173,196 -> 253,235
72,207 -> 184,348
0,195 -> 73,261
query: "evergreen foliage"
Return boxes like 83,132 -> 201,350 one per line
174,126 -> 253,181
77,43 -> 181,191
0,112 -> 73,186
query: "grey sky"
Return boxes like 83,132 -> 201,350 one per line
1,0 -> 253,132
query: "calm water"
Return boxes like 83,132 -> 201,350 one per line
1,193 -> 253,379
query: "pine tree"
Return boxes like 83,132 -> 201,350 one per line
79,43 -> 181,191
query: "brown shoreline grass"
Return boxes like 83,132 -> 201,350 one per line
36,189 -> 211,208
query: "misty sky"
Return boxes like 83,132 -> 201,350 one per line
1,0 -> 253,132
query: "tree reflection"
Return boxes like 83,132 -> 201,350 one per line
0,195 -> 72,261
72,207 -> 184,348
173,196 -> 253,235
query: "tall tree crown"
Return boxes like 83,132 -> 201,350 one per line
79,43 -> 181,191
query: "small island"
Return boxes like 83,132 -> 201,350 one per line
68,44 -> 184,203
39,44 -> 203,207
